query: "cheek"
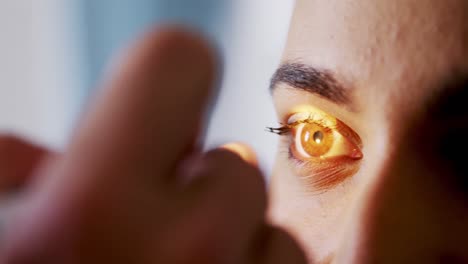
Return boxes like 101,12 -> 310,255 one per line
269,154 -> 358,261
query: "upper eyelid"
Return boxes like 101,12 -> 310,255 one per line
266,117 -> 327,136
291,111 -> 363,149
334,119 -> 363,149
287,112 -> 337,128
268,112 -> 363,149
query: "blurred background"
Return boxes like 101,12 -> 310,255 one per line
0,0 -> 293,174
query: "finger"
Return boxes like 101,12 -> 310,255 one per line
221,142 -> 258,166
62,27 -> 217,190
161,148 -> 266,263
258,226 -> 308,264
177,142 -> 257,185
0,135 -> 51,192
0,29 -> 218,263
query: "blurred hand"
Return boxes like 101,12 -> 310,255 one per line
0,28 -> 306,264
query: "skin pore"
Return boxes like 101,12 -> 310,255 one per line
269,0 -> 468,263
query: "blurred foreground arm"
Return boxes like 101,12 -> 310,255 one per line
0,28 -> 306,264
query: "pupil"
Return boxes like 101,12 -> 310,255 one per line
313,131 -> 323,144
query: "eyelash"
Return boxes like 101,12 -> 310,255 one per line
267,116 -> 336,136
267,118 -> 330,165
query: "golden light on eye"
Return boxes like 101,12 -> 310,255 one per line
295,122 -> 333,158
274,108 -> 364,191
285,110 -> 364,162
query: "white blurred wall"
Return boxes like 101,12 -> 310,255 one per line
206,1 -> 294,174
0,0 -> 80,148
0,0 -> 293,174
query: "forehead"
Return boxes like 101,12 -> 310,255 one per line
284,0 -> 468,118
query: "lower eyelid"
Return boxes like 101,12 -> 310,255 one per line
282,143 -> 361,192
302,159 -> 360,191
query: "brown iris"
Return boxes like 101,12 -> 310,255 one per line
297,122 -> 333,158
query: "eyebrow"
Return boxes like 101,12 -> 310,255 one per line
270,63 -> 351,105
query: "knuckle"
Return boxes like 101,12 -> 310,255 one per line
200,149 -> 267,220
204,148 -> 242,165
0,135 -> 19,153
204,148 -> 266,202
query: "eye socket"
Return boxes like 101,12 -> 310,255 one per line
286,112 -> 363,162
268,109 -> 363,191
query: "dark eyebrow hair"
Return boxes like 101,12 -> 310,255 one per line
270,63 -> 351,105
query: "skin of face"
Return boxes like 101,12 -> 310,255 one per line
269,0 -> 468,263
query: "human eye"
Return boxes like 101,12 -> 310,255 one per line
268,107 -> 363,191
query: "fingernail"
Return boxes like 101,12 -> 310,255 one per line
221,142 -> 258,166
